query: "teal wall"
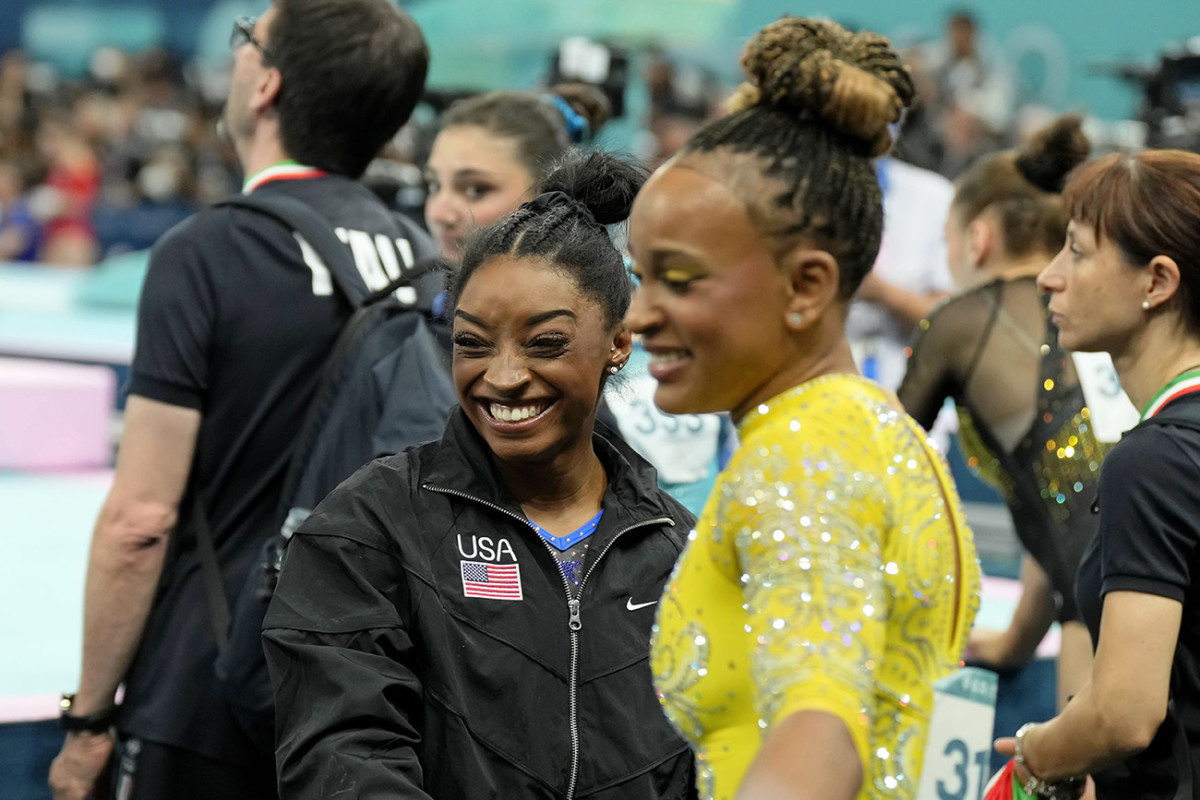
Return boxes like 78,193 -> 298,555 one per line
6,0 -> 1198,122
410,0 -> 1200,122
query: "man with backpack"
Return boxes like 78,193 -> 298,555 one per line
48,2 -> 435,798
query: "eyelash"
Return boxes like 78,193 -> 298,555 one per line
528,334 -> 570,355
425,180 -> 494,201
451,333 -> 570,356
452,333 -> 487,351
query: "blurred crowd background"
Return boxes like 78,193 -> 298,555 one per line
0,0 -> 1197,268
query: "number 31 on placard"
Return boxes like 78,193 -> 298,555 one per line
935,738 -> 990,800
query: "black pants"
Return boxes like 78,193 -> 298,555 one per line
113,736 -> 276,800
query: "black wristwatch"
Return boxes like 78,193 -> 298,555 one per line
59,694 -> 118,734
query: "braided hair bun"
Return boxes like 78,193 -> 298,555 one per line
1015,114 -> 1090,194
729,17 -> 915,157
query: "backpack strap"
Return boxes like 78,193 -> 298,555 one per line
192,492 -> 230,650
193,193 -> 439,652
219,192 -> 378,306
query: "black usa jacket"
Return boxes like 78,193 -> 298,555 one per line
263,409 -> 698,799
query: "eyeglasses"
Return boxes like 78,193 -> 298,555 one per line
230,16 -> 269,58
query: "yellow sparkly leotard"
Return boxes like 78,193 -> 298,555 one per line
650,374 -> 981,800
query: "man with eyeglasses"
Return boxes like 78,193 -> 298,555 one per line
48,2 -> 431,798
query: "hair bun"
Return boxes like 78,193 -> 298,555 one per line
549,82 -> 613,141
538,150 -> 648,226
731,16 -> 914,157
1015,114 -> 1090,193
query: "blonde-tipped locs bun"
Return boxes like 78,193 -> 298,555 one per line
729,17 -> 914,158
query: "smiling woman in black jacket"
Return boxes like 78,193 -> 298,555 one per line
263,151 -> 697,799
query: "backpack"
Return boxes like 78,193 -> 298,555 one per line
191,192 -> 458,752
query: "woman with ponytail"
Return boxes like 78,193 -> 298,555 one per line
899,115 -> 1105,708
626,17 -> 980,800
264,150 -> 696,800
424,84 -> 611,261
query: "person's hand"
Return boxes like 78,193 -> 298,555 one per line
994,738 -> 1091,800
48,730 -> 114,800
966,627 -> 1015,669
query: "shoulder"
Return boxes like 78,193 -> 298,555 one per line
1115,407 -> 1200,457
149,204 -> 231,257
733,378 -> 890,474
301,450 -> 425,538
926,281 -> 999,324
1100,415 -> 1200,499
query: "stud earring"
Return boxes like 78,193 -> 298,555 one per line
1142,300 -> 1151,310
609,365 -> 619,375
788,311 -> 804,326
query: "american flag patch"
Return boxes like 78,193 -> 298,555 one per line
460,560 -> 523,601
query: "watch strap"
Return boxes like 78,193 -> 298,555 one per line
59,694 -> 118,734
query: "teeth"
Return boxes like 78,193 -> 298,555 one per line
648,351 -> 687,366
489,402 -> 546,422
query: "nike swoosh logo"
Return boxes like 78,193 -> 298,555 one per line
626,598 -> 658,611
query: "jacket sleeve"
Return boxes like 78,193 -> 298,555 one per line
263,462 -> 431,799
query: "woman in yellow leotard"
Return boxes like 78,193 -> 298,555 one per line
625,18 -> 981,800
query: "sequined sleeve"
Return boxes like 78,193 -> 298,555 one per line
722,438 -> 888,767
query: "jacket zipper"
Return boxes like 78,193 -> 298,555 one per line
424,483 -> 671,800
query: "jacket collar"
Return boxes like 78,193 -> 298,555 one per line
422,407 -> 678,527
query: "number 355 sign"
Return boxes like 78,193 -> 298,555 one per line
917,667 -> 999,800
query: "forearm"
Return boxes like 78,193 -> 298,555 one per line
1001,555 -> 1058,664
1018,591 -> 1178,780
74,506 -> 173,714
1056,621 -> 1093,710
1020,679 -> 1145,781
736,710 -> 862,800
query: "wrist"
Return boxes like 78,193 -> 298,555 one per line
1014,723 -> 1083,800
60,693 -> 119,735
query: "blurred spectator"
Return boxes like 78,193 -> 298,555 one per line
0,50 -> 36,156
641,48 -> 725,167
847,155 -> 955,391
917,9 -> 1016,177
0,158 -> 41,260
33,111 -> 100,265
0,42 -> 243,267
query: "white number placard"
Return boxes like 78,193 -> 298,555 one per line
916,667 -> 998,800
1071,351 -> 1140,443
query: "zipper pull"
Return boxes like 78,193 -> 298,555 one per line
568,598 -> 582,631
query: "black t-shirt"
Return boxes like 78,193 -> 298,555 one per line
1076,392 -> 1200,799
119,173 -> 437,763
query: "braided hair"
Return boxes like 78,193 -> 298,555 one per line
683,17 -> 914,298
448,150 -> 648,328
